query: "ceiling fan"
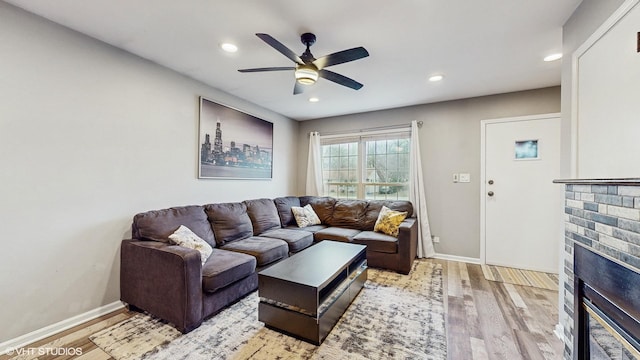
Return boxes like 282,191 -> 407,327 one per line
238,33 -> 369,95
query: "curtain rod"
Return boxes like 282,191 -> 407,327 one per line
316,120 -> 422,137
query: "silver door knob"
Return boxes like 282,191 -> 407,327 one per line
488,191 -> 494,196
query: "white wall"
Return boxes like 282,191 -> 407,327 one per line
574,0 -> 640,178
297,88 -> 561,259
0,3 -> 298,342
560,0 -> 626,178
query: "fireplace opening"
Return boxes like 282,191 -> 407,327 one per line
585,298 -> 639,359
574,244 -> 640,359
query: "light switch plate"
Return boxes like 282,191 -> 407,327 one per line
453,173 -> 459,183
459,173 -> 471,183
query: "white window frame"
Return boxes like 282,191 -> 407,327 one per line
320,128 -> 411,200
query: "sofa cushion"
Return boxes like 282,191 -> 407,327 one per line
329,199 -> 369,230
374,206 -> 408,237
205,203 -> 253,246
353,231 -> 398,254
168,225 -> 213,265
220,236 -> 288,266
132,205 -> 216,247
260,228 -> 314,253
274,196 -> 301,227
299,196 -> 336,224
291,204 -> 321,228
202,249 -> 256,293
314,227 -> 362,243
285,224 -> 327,233
244,198 -> 281,235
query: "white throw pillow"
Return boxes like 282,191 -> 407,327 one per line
291,204 -> 322,228
168,225 -> 213,265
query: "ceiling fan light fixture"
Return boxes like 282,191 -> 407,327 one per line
238,33 -> 368,93
295,65 -> 319,85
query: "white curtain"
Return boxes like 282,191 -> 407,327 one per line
409,120 -> 435,258
306,131 -> 323,196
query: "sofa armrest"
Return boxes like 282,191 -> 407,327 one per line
120,239 -> 203,332
396,218 -> 418,274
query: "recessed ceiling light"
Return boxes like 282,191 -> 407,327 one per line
544,53 -> 562,62
309,97 -> 319,103
220,43 -> 238,53
428,75 -> 444,82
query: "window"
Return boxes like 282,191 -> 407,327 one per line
321,131 -> 410,200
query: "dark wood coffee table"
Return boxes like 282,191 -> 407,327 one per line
258,240 -> 367,345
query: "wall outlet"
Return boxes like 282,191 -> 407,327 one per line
432,236 -> 440,243
459,173 -> 471,183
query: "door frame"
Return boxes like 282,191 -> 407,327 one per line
479,112 -> 561,265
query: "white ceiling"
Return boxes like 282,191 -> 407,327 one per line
6,0 -> 582,121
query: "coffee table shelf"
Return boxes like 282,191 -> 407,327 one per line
258,241 -> 367,345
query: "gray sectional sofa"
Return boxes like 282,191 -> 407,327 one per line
120,196 -> 416,333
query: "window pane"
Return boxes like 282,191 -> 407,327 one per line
349,142 -> 358,155
321,135 -> 409,200
321,141 -> 359,199
330,144 -> 340,156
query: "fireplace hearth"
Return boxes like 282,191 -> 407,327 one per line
574,244 -> 640,359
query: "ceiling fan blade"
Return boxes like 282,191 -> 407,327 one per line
256,33 -> 304,65
293,81 -> 305,95
318,69 -> 364,90
313,47 -> 369,69
238,67 -> 295,73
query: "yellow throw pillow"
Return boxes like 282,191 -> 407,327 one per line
374,206 -> 408,237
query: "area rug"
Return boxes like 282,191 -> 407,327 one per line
90,260 -> 446,360
481,264 -> 558,291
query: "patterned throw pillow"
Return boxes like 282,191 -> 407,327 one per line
291,204 -> 322,228
168,225 -> 213,265
374,206 -> 408,237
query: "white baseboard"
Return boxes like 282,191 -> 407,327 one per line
432,253 -> 482,264
554,323 -> 565,341
0,301 -> 124,355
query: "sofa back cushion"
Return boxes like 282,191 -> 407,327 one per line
299,196 -> 336,224
244,198 -> 281,235
132,205 -> 216,247
273,196 -> 301,227
328,199 -> 369,230
205,202 -> 253,246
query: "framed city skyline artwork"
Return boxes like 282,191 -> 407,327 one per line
198,97 -> 273,179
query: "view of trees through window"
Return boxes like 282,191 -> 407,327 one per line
321,134 -> 410,200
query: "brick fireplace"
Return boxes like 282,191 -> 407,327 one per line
556,179 -> 640,359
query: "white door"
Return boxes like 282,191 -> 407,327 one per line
481,114 -> 562,273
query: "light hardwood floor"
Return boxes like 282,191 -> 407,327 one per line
440,260 -> 563,360
0,260 -> 563,360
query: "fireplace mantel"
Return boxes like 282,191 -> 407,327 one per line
554,178 -> 640,186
